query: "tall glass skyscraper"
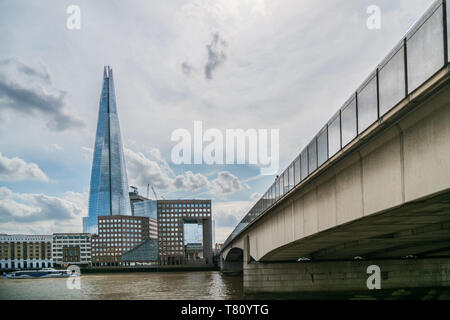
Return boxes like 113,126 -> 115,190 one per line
86,66 -> 132,234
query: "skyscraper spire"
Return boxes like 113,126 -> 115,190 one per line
86,66 -> 131,234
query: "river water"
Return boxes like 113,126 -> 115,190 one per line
1,271 -> 449,300
0,271 -> 243,300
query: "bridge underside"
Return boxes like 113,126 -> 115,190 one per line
263,190 -> 450,262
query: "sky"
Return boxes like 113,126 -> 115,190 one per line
0,0 -> 436,242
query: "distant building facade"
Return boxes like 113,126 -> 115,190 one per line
129,189 -> 158,239
91,215 -> 150,266
52,233 -> 92,268
157,200 -> 213,266
215,243 -> 223,253
0,234 -> 52,270
122,239 -> 158,266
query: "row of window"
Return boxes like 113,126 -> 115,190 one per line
160,208 -> 210,213
158,203 -> 210,208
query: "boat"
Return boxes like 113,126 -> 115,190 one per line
2,268 -> 80,279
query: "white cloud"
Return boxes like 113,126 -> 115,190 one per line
212,200 -> 252,242
0,186 -> 87,234
80,146 -> 93,162
250,192 -> 262,201
0,58 -> 84,131
174,171 -> 210,190
0,152 -> 49,182
125,148 -> 174,190
45,143 -> 63,152
211,171 -> 242,196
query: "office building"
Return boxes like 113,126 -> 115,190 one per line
52,233 -> 92,268
91,215 -> 150,266
129,188 -> 158,239
0,234 -> 52,270
87,66 -> 132,234
157,199 -> 213,266
122,239 -> 158,266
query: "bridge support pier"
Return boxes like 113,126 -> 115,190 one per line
244,258 -> 450,294
220,259 -> 243,274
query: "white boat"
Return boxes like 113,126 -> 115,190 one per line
2,268 -> 80,279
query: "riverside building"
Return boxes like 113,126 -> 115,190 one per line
52,233 -> 92,268
0,234 -> 53,270
91,215 -> 150,266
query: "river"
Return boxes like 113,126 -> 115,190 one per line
1,271 -> 449,300
0,271 -> 243,300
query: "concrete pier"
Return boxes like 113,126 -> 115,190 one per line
243,258 -> 450,294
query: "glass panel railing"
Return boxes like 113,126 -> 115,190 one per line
357,72 -> 378,133
308,138 -> 317,174
300,149 -> 308,180
294,156 -> 301,185
328,112 -> 341,157
278,178 -> 282,199
317,126 -> 328,167
288,164 -> 294,190
341,95 -> 357,147
379,43 -> 406,116
284,170 -> 288,193
407,3 -> 445,93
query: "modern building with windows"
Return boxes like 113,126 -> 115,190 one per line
122,239 -> 158,266
91,215 -> 150,266
129,188 -> 158,239
0,234 -> 53,270
157,200 -> 213,266
52,233 -> 92,268
86,66 -> 132,234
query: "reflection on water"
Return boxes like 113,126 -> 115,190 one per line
1,271 -> 449,300
0,271 -> 244,300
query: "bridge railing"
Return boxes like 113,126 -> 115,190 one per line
222,0 -> 449,251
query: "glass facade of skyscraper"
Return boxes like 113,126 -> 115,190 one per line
86,66 -> 132,234
133,200 -> 157,220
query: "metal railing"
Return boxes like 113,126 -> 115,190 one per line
222,0 -> 450,251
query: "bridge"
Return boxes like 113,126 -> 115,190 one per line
220,0 -> 450,294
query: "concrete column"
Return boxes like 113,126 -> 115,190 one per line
244,258 -> 450,294
221,258 -> 243,274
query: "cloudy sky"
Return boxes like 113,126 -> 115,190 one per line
0,0 -> 435,242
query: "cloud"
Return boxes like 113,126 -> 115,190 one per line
80,146 -> 94,162
125,148 -> 212,193
212,200 -> 252,242
211,171 -> 242,195
125,148 -> 243,197
181,62 -> 194,76
0,186 -> 87,229
250,192 -> 262,201
0,58 -> 84,131
174,171 -> 210,190
0,152 -> 49,182
125,148 -> 174,190
204,32 -> 227,80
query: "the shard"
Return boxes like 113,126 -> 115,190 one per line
86,66 -> 131,234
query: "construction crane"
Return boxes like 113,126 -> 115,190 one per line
149,184 -> 166,200
151,185 -> 158,200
